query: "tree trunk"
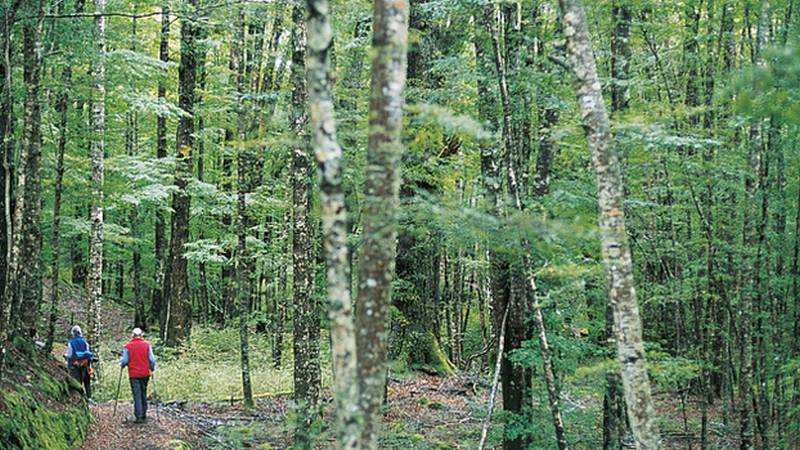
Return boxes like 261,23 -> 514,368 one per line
196,24 -> 209,324
305,0 -> 360,446
16,0 -> 46,339
604,2 -> 632,448
488,5 -> 567,448
87,0 -> 106,352
152,2 -> 170,330
558,1 -> 660,448
290,5 -> 320,447
0,2 -> 18,378
739,3 -> 769,447
355,0 -> 409,447
45,0 -> 73,351
163,0 -> 199,347
0,2 -> 19,344
233,6 -> 254,409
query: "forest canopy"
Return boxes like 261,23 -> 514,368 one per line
1,0 -> 799,449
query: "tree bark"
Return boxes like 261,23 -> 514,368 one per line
739,2 -> 769,448
305,0 -> 360,447
604,2 -> 632,448
355,0 -> 409,447
0,1 -> 20,340
45,0 -> 73,352
233,6 -> 254,409
163,0 -> 199,347
87,0 -> 106,352
152,2 -> 169,329
290,5 -> 320,447
558,1 -> 660,448
16,0 -> 46,339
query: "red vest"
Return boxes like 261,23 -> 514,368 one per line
125,337 -> 152,378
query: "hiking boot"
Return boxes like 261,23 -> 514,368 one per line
133,417 -> 145,424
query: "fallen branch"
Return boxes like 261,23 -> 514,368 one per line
477,300 -> 510,450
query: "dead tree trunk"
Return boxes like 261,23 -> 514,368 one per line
558,0 -> 660,448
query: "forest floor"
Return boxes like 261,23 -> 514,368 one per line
81,401 -> 206,450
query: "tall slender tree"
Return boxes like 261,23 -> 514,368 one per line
153,2 -> 170,329
290,4 -> 320,447
87,0 -> 106,350
558,0 -> 660,448
355,0 -> 409,447
45,0 -> 74,352
233,6 -> 254,409
305,0 -> 359,446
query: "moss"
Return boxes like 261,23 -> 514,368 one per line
0,381 -> 89,449
407,331 -> 456,376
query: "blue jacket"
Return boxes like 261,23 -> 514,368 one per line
64,337 -> 93,367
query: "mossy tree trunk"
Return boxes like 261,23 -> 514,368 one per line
355,0 -> 409,447
18,0 -> 46,340
558,0 -> 660,447
305,0 -> 360,446
290,4 -> 320,447
87,0 -> 106,352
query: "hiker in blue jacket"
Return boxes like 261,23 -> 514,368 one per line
63,325 -> 93,399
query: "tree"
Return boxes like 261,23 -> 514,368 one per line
45,0 -> 74,352
87,0 -> 106,350
305,0 -> 359,446
17,0 -> 45,339
558,0 -> 660,448
233,6 -> 253,410
153,2 -> 170,329
290,4 -> 320,447
355,0 -> 409,447
163,0 -> 200,347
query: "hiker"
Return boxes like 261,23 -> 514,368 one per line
120,327 -> 156,423
63,325 -> 93,399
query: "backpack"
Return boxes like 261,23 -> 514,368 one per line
70,338 -> 94,367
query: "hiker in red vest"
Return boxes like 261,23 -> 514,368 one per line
120,327 -> 156,423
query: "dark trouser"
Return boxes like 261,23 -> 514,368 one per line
129,376 -> 150,420
69,365 -> 92,399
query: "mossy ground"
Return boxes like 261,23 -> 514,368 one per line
0,342 -> 90,450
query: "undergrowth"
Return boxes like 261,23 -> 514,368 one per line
93,325 -> 332,402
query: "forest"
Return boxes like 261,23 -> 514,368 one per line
0,0 -> 799,448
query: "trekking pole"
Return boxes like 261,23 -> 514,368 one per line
112,366 -> 123,417
152,369 -> 161,423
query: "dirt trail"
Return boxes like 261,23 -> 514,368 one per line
80,401 -> 208,450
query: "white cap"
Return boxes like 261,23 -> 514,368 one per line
132,327 -> 144,337
71,325 -> 82,336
